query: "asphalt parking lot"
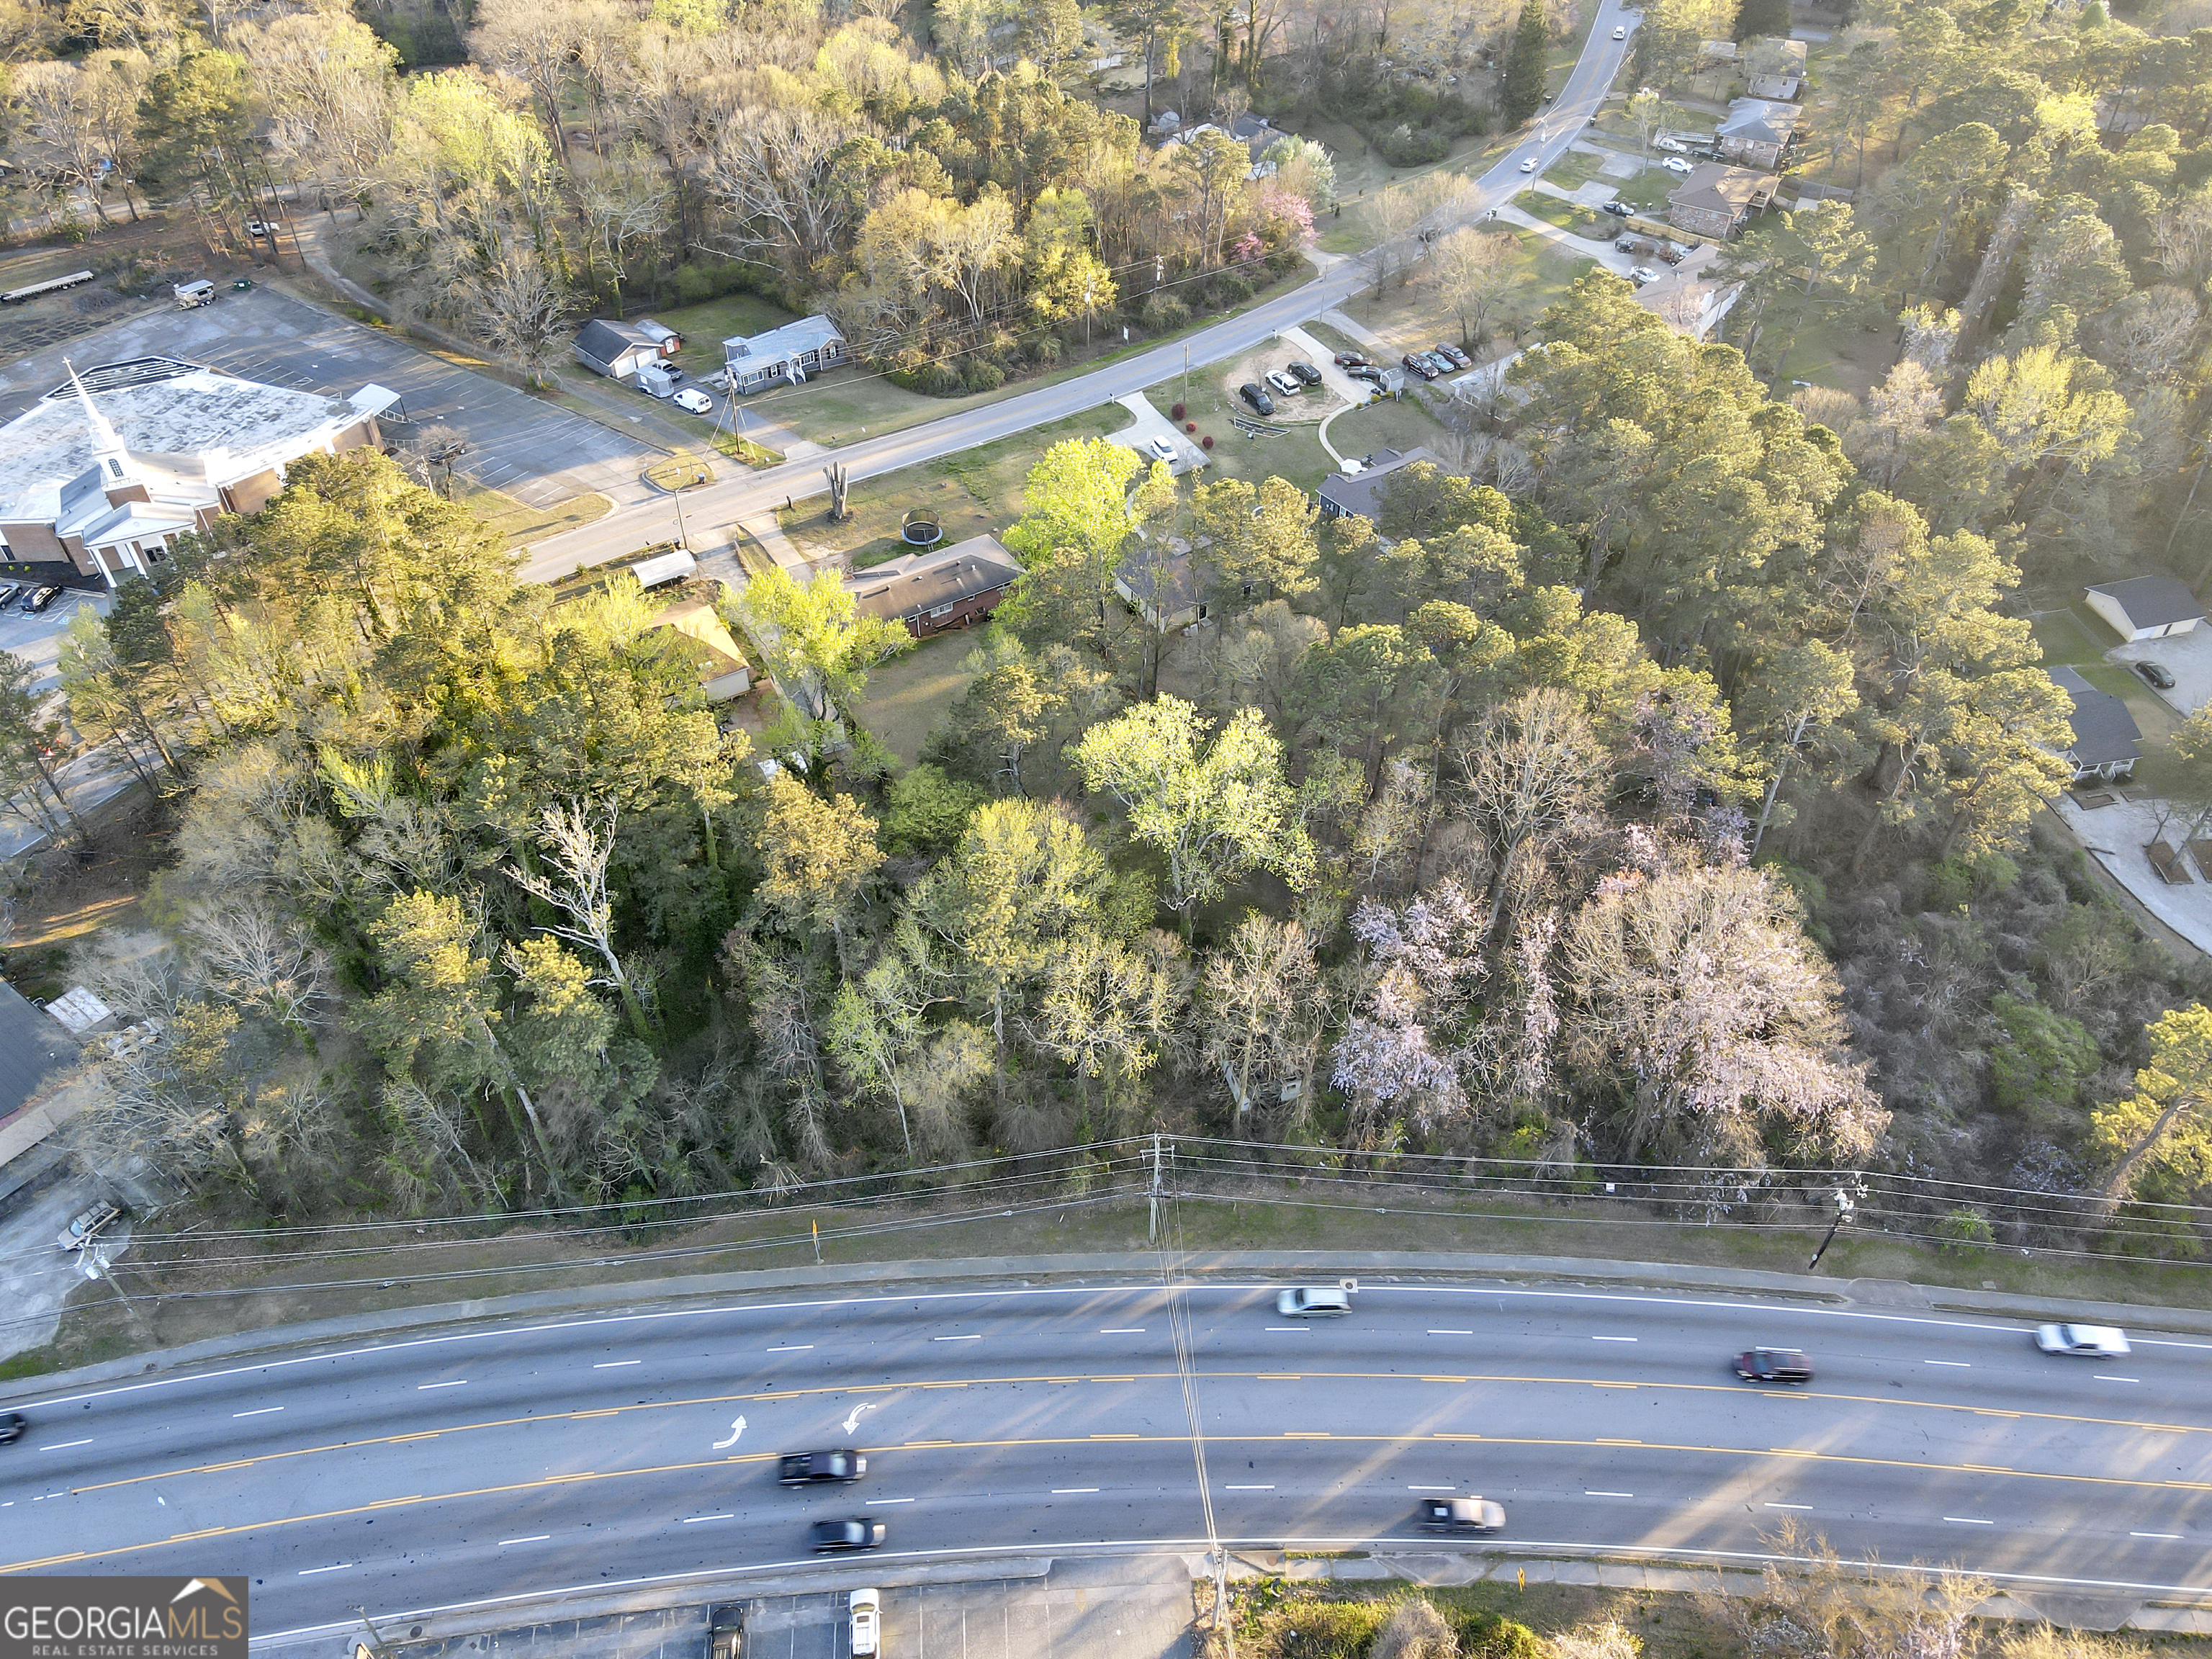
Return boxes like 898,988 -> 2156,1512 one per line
0,285 -> 657,513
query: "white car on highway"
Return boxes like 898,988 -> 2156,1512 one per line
1519,156 -> 1538,172
2035,1322 -> 2129,1357
1612,23 -> 1625,36
673,387 -> 714,415
850,1589 -> 881,1658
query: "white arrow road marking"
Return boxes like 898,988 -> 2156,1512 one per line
712,1416 -> 747,1450
842,1401 -> 881,1436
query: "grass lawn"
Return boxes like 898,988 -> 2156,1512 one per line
459,482 -> 613,549
1301,319 -> 1366,359
1609,165 -> 1678,213
2032,608 -> 2107,666
1331,230 -> 1593,352
1326,396 -> 1453,463
1328,130 -> 1520,255
853,631 -> 979,768
776,403 -> 1131,567
657,292 -> 802,382
1144,372 -> 1340,493
1541,148 -> 1606,191
1514,191 -> 1611,240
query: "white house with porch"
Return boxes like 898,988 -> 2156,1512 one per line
0,356 -> 395,588
721,316 -> 848,394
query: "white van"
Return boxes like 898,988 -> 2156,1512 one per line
849,1590 -> 880,1658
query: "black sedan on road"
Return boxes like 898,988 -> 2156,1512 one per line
780,1449 -> 867,1485
1735,1346 -> 1813,1383
810,1518 -> 886,1552
0,1411 -> 24,1444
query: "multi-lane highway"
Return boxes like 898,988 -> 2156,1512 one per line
518,2 -> 1640,583
3,1280 -> 2208,1641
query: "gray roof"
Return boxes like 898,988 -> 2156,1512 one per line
1718,99 -> 1800,144
575,319 -> 657,367
723,315 -> 844,362
1316,446 -> 1442,523
1670,161 -> 1777,217
2087,576 -> 2204,629
0,979 -> 78,1121
2047,667 -> 2141,768
844,534 -> 1020,622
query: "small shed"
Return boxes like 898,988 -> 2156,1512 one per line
844,534 -> 1020,638
2085,577 -> 2205,642
2047,666 -> 2141,783
653,596 -> 752,703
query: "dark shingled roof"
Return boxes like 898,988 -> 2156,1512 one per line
0,979 -> 78,1122
844,534 -> 1021,624
2086,576 -> 2205,629
574,319 -> 657,369
2047,666 -> 2141,768
1316,446 -> 1442,523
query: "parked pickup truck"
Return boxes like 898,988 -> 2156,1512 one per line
780,1449 -> 868,1485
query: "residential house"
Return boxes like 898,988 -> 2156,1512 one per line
0,979 -> 80,1128
2046,666 -> 2141,783
1691,38 -> 1737,100
1630,243 -> 1743,338
1667,162 -> 1779,239
2085,577 -> 2204,641
652,595 -> 752,703
1316,446 -> 1442,523
844,534 -> 1020,638
574,318 -> 679,389
1745,36 -> 1807,100
1716,98 -> 1800,168
0,356 -> 394,588
1228,111 -> 1283,165
722,316 -> 848,394
1115,541 -> 1205,631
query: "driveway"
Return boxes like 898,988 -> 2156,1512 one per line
0,286 -> 657,514
2109,629 -> 2212,718
1112,393 -> 1202,475
1280,326 -> 1375,408
0,1163 -> 123,1362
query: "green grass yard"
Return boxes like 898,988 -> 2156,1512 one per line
1514,191 -> 1611,240
853,630 -> 981,768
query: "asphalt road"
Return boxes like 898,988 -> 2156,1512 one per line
517,0 -> 1639,585
4,1281 -> 2208,1640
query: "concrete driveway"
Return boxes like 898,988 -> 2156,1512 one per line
2110,629 -> 2212,717
1112,394 -> 1201,475
1279,326 -> 1376,408
0,1166 -> 122,1362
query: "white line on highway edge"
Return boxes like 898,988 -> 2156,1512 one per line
1944,1517 -> 1993,1526
872,1498 -> 916,1505
1264,1327 -> 1310,1333
1924,1360 -> 1971,1368
418,1380 -> 469,1390
2095,1375 -> 2139,1383
1225,1485 -> 1275,1491
1585,1491 -> 1634,1499
498,1535 -> 551,1547
1766,1503 -> 1812,1511
1427,1329 -> 1473,1336
297,1565 -> 352,1576
39,1439 -> 91,1451
2133,1532 -> 2183,1541
1408,1484 -> 1456,1491
1592,1336 -> 1637,1343
768,1344 -> 814,1352
232,1407 -> 284,1418
1100,1328 -> 1146,1334
593,1360 -> 640,1369
682,1515 -> 734,1524
932,1334 -> 984,1342
1052,1488 -> 1100,1494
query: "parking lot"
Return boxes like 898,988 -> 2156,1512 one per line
0,284 -> 658,513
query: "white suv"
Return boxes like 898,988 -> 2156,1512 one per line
850,1590 -> 881,1658
2034,1323 -> 2129,1357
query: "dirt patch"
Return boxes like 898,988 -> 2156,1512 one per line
1211,346 -> 1346,427
4,791 -> 166,1000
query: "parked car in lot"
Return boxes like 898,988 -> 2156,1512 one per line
1617,235 -> 1656,255
1347,364 -> 1387,386
1401,353 -> 1441,380
1661,156 -> 1694,174
6,586 -> 37,612
672,387 -> 714,415
1432,342 -> 1472,369
1628,266 -> 1660,285
1333,351 -> 1370,368
1239,382 -> 1274,415
2036,1323 -> 2129,1357
1275,1285 -> 1352,1318
1146,435 -> 1177,464
1601,201 -> 1634,217
1419,1496 -> 1505,1532
0,585 -> 19,611
1735,1347 -> 1813,1383
1287,361 -> 1323,386
849,1591 -> 881,1659
706,1605 -> 745,1659
1266,369 -> 1302,397
0,1411 -> 24,1444
2134,661 -> 2177,689
781,1449 -> 867,1485
810,1517 -> 886,1552
57,1198 -> 122,1253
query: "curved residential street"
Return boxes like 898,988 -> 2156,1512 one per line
3,1280 -> 2208,1641
518,0 -> 1640,584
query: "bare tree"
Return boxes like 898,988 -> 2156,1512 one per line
508,799 -> 651,1039
1199,910 -> 1328,1123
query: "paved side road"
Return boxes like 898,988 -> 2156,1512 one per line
320,1561 -> 1190,1659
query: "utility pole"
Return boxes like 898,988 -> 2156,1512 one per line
351,1608 -> 392,1659
1148,1131 -> 1163,1242
668,463 -> 707,549
1807,1187 -> 1854,1271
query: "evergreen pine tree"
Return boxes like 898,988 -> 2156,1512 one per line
1501,0 -> 1550,127
1734,0 -> 1789,40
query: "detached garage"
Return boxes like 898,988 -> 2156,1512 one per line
2085,577 -> 2205,641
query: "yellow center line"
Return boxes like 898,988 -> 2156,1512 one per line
17,1431 -> 2212,1578
63,1368 -> 2212,1502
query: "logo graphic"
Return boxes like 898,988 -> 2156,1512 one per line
1,1576 -> 248,1659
